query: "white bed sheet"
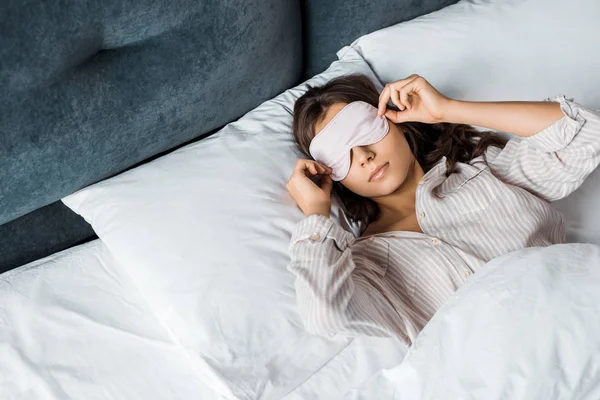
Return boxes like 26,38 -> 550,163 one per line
0,239 -> 223,400
0,238 -> 408,400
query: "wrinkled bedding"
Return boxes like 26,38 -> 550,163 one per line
0,240 -> 224,400
0,239 -> 408,400
345,243 -> 600,400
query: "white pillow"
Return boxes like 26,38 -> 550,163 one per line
61,47 -> 407,400
342,0 -> 600,244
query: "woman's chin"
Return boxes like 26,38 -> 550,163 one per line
384,173 -> 409,195
367,178 -> 403,198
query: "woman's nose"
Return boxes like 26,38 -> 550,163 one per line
352,146 -> 373,165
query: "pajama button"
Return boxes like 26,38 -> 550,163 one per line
419,211 -> 426,220
463,270 -> 472,277
310,233 -> 321,241
431,238 -> 440,246
419,177 -> 428,184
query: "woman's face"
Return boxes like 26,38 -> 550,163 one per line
313,102 -> 416,198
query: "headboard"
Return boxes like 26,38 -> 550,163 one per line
0,0 -> 459,273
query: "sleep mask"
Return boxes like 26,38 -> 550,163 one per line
309,101 -> 389,181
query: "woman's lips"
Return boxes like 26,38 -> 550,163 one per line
369,162 -> 389,182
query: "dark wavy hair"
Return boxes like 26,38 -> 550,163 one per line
291,73 -> 509,226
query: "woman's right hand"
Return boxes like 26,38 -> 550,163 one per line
286,159 -> 333,218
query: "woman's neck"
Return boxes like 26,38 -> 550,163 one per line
373,157 -> 425,224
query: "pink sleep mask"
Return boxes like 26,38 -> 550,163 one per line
309,101 -> 390,181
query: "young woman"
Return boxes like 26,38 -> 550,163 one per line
285,73 -> 600,344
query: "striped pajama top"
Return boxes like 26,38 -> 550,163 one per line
287,94 -> 600,345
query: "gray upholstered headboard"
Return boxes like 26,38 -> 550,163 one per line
0,0 -> 458,273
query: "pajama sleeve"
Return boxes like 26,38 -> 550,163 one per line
486,94 -> 600,202
287,214 -> 409,342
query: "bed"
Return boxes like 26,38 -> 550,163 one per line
2,0 -> 600,399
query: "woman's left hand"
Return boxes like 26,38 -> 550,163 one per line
377,74 -> 453,124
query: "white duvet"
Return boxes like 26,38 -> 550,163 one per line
345,243 -> 600,400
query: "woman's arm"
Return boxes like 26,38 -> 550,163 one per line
443,98 -> 565,137
288,214 -> 409,341
481,95 -> 600,202
377,74 -> 566,136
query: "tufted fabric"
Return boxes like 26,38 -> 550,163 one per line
0,0 -> 302,226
